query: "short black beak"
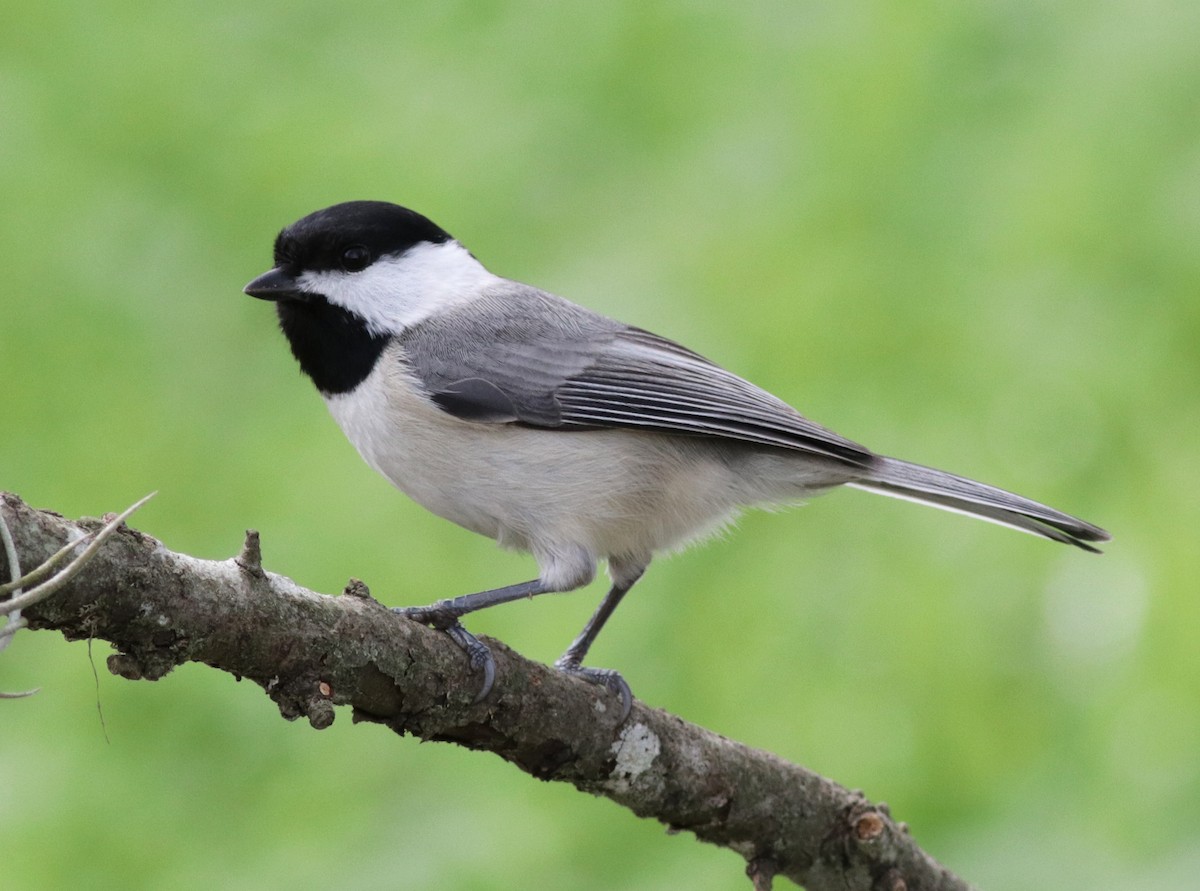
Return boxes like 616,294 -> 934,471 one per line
244,267 -> 305,301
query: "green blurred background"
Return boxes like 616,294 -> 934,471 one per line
2,2 -> 1197,888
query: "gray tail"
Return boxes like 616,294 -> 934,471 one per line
849,456 -> 1110,553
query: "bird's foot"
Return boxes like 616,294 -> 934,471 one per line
394,604 -> 495,703
553,655 -> 633,722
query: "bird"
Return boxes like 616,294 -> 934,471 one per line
245,200 -> 1110,719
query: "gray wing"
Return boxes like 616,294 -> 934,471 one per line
398,283 -> 873,466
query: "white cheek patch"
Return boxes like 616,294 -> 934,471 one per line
300,240 -> 500,334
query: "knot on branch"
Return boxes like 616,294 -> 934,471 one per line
108,649 -> 178,682
746,856 -> 779,891
236,530 -> 265,578
811,795 -> 921,891
265,673 -> 337,730
342,577 -> 373,599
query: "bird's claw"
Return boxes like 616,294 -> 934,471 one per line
444,621 -> 496,702
394,606 -> 495,703
395,602 -> 633,717
554,658 -> 633,723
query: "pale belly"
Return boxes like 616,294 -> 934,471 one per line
324,361 -> 750,563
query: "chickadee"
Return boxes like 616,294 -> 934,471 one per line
245,200 -> 1109,717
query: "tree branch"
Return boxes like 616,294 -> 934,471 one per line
1,491 -> 972,891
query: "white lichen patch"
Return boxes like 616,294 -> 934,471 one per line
608,722 -> 661,791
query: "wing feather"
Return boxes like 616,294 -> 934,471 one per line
398,283 -> 872,466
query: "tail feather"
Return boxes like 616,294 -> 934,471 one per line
849,456 -> 1110,553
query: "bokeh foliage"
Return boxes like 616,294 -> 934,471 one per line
2,2 -> 1197,888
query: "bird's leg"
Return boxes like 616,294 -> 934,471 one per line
394,578 -> 547,702
554,571 -> 643,721
398,578 -> 547,625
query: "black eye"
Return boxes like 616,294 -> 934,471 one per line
340,244 -> 371,272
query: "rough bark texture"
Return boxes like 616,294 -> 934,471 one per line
2,491 -> 973,891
